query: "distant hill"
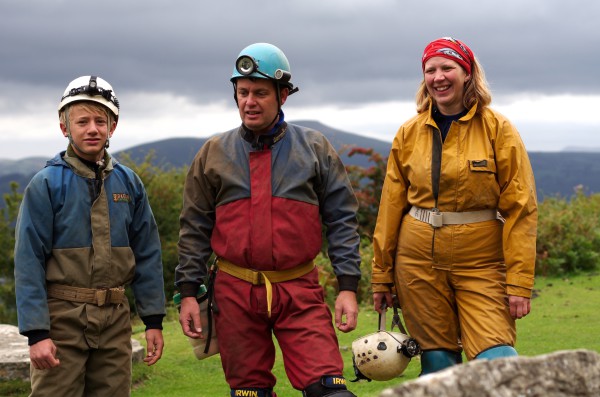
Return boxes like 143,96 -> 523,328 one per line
0,158 -> 48,205
528,152 -> 600,198
0,157 -> 47,178
116,120 -> 391,170
2,120 -> 600,206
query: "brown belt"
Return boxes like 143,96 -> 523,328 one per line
47,283 -> 125,306
216,258 -> 315,317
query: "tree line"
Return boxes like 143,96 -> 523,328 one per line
1,150 -> 599,324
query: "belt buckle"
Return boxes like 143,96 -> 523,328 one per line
431,208 -> 443,228
250,271 -> 263,285
96,288 -> 110,306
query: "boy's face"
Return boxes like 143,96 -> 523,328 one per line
60,103 -> 116,162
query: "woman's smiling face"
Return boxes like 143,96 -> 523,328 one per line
423,56 -> 471,115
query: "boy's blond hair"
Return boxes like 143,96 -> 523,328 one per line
59,101 -> 114,126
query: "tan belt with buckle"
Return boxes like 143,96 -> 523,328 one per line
216,258 -> 315,317
408,206 -> 501,228
47,283 -> 125,306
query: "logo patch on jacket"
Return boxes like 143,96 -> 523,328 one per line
471,159 -> 488,167
113,193 -> 131,203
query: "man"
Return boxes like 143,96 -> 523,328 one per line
176,43 -> 361,397
14,76 -> 166,396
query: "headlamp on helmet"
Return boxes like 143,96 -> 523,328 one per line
58,75 -> 120,119
235,55 -> 257,76
235,55 -> 292,85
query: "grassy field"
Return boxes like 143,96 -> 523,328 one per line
2,272 -> 599,396
129,272 -> 600,397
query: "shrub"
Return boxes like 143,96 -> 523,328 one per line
536,187 -> 600,276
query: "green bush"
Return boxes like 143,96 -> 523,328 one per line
0,182 -> 21,324
536,187 -> 600,276
316,238 -> 374,307
118,152 -> 187,307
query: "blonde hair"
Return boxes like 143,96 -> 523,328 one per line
415,55 -> 492,114
59,102 -> 114,126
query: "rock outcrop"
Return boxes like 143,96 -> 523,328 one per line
380,349 -> 600,397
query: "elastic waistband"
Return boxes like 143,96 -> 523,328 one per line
408,206 -> 500,228
216,258 -> 315,317
47,283 -> 125,306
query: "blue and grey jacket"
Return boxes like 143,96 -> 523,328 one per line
14,148 -> 166,338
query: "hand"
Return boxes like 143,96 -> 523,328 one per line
143,329 -> 164,366
179,296 -> 203,338
335,290 -> 358,333
508,295 -> 531,319
373,291 -> 393,314
29,339 -> 60,370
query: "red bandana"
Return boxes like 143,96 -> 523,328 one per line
422,37 -> 474,74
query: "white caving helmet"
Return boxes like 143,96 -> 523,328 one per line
58,75 -> 120,120
351,308 -> 420,381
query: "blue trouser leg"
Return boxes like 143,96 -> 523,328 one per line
475,345 -> 518,360
420,350 -> 462,375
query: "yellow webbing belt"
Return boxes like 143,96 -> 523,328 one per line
47,283 -> 125,306
216,258 -> 315,317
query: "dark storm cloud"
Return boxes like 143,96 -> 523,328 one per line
1,0 -> 599,112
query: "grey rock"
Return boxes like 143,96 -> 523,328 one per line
0,324 -> 30,381
0,324 -> 145,381
380,349 -> 600,397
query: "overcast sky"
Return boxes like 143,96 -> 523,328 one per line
1,0 -> 599,159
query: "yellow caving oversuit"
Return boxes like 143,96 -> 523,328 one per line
372,101 -> 537,370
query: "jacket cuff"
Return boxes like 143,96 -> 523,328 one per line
141,314 -> 165,331
23,330 -> 50,346
337,275 -> 359,292
506,272 -> 535,290
507,285 -> 532,298
178,282 -> 201,298
371,283 -> 393,293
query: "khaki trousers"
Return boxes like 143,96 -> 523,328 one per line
30,299 -> 132,397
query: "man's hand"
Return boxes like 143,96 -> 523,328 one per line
509,295 -> 531,319
143,329 -> 164,366
335,290 -> 358,333
29,339 -> 60,370
373,291 -> 393,314
179,296 -> 203,338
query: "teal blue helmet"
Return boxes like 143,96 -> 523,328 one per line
231,43 -> 298,94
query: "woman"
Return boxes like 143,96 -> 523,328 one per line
371,37 -> 538,375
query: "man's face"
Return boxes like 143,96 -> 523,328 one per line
60,103 -> 116,162
235,78 -> 288,135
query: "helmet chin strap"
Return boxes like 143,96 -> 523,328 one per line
273,82 -> 283,125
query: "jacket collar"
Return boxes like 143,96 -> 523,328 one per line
425,98 -> 478,128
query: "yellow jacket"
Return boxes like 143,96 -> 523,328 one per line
372,102 -> 538,297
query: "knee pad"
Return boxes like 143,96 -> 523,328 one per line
476,345 -> 518,360
302,375 -> 356,397
230,388 -> 273,397
420,349 -> 462,376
